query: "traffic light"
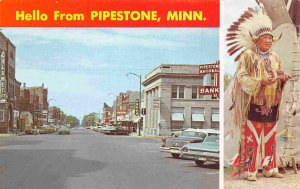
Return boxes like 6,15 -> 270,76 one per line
141,108 -> 146,115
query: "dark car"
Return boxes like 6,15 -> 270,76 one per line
160,128 -> 219,158
180,134 -> 219,166
100,126 -> 130,135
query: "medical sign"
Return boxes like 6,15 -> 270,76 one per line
0,51 -> 5,95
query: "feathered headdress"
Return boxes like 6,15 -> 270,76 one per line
226,7 -> 282,62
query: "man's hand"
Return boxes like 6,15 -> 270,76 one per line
277,71 -> 292,83
281,74 -> 292,82
261,78 -> 276,85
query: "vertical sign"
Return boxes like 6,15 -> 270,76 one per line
0,51 -> 5,97
153,97 -> 160,109
199,60 -> 220,97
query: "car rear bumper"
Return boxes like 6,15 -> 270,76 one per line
160,147 -> 180,154
195,155 -> 219,162
160,147 -> 171,153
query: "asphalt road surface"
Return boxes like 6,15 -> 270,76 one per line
0,129 -> 219,189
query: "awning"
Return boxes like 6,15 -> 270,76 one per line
133,118 -> 140,123
171,112 -> 184,121
212,113 -> 219,122
192,113 -> 205,122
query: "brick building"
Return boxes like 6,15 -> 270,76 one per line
20,83 -> 48,128
101,103 -> 112,124
0,32 -> 21,133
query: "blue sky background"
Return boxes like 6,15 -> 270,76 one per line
222,0 -> 258,75
2,28 -> 219,121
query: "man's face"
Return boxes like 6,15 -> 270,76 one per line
257,34 -> 273,52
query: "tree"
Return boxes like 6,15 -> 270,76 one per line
81,112 -> 97,127
65,115 -> 80,128
224,72 -> 233,91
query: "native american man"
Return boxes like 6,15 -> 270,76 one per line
226,7 -> 291,181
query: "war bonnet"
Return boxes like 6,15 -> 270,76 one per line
226,7 -> 282,62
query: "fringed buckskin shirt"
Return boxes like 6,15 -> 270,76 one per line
232,48 -> 283,127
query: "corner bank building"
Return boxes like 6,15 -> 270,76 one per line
142,63 -> 219,136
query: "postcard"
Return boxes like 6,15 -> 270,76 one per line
0,0 -> 220,189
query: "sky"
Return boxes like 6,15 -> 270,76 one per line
2,28 -> 219,121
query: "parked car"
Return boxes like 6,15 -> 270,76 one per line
58,126 -> 71,135
40,125 -> 56,134
100,126 -> 130,135
24,126 -> 34,135
160,128 -> 219,158
180,134 -> 220,167
95,126 -> 103,132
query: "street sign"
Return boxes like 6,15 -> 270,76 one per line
37,115 -> 47,119
48,119 -> 55,123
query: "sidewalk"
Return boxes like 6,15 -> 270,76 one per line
129,132 -> 164,139
0,133 -> 13,137
0,131 -> 25,137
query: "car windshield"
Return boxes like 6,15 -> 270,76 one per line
205,135 -> 219,143
179,131 -> 206,138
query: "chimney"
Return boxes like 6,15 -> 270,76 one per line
23,83 -> 26,88
42,83 -> 44,88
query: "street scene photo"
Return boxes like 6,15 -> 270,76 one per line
0,28 -> 219,189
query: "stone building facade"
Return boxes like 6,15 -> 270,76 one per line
142,64 -> 219,136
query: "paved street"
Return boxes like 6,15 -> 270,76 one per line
0,129 -> 219,189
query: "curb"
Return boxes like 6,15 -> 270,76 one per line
130,135 -> 164,139
0,134 -> 13,137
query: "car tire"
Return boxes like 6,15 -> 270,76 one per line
171,153 -> 180,158
195,160 -> 205,167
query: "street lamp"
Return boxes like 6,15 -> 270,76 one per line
47,99 -> 55,125
126,72 -> 142,136
108,93 -> 118,125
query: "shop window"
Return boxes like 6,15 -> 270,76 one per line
171,107 -> 184,130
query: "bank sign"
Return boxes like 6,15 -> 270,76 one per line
199,86 -> 219,95
198,61 -> 220,97
199,62 -> 219,74
0,51 -> 5,95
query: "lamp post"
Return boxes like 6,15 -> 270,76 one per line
126,72 -> 142,136
47,99 -> 55,125
108,93 -> 118,125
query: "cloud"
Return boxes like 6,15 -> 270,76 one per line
2,28 -> 208,49
16,68 -> 103,95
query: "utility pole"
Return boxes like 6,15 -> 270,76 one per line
127,72 -> 142,136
